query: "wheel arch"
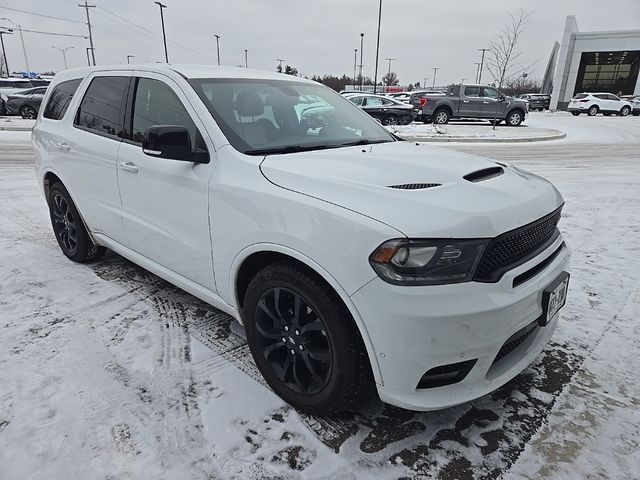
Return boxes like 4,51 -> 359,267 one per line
231,244 -> 383,384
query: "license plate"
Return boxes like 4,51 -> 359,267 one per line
539,272 -> 570,326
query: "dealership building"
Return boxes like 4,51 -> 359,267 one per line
547,15 -> 640,110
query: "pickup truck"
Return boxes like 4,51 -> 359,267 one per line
420,84 -> 529,126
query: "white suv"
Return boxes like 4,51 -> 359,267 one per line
32,65 -> 570,414
568,92 -> 632,117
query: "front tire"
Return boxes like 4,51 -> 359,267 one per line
588,105 -> 599,116
48,183 -> 105,263
619,106 -> 630,117
506,109 -> 524,126
242,262 -> 374,414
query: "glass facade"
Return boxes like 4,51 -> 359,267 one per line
574,50 -> 640,95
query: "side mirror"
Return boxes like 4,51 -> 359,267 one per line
498,95 -> 506,102
142,125 -> 209,163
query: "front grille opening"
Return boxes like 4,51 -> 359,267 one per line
416,359 -> 477,389
387,183 -> 442,190
463,166 -> 504,183
491,320 -> 538,366
512,243 -> 565,288
474,205 -> 563,283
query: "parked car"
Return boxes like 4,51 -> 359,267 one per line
567,93 -> 632,116
620,95 -> 640,116
33,65 -> 570,414
0,78 -> 35,114
347,93 -> 415,125
518,93 -> 551,111
4,86 -> 48,118
421,84 -> 529,125
387,90 -> 445,121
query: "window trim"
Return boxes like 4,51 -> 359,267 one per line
72,75 -> 132,142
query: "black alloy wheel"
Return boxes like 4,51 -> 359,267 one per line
51,192 -> 78,256
254,287 -> 332,395
20,105 -> 37,119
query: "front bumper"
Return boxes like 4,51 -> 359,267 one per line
351,235 -> 570,411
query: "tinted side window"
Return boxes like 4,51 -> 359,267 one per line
131,78 -> 202,149
75,76 -> 129,137
594,94 -> 608,100
43,79 -> 82,120
482,87 -> 500,99
464,86 -> 480,97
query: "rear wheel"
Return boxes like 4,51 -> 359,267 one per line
433,108 -> 450,124
382,114 -> 398,126
571,111 -> 580,116
19,105 -> 37,119
506,110 -> 524,126
588,105 -> 599,116
619,106 -> 630,117
242,262 -> 374,414
48,183 -> 106,263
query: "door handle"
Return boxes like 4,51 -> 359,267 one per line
55,142 -> 70,151
483,101 -> 490,104
463,100 -> 470,103
119,161 -> 139,173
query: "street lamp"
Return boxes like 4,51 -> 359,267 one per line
85,47 -> 94,66
353,48 -> 357,87
384,57 -> 395,92
477,48 -> 489,84
154,2 -> 169,63
127,55 -> 135,64
474,62 -> 481,83
52,46 -> 74,70
359,33 -> 364,90
244,49 -> 248,68
0,29 -> 13,77
214,34 -> 221,66
432,67 -> 439,89
372,0 -> 382,94
1,18 -> 28,72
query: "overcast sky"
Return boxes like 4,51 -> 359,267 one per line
1,0 -> 639,85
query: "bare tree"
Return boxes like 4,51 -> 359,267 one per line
486,10 -> 533,129
382,71 -> 399,87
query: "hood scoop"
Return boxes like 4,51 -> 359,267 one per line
387,183 -> 442,190
463,166 -> 504,183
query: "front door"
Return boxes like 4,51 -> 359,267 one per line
479,86 -> 506,118
117,74 -> 216,289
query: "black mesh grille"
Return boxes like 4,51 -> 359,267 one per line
492,321 -> 538,365
474,206 -> 563,282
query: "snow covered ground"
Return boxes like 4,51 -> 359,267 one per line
1,114 -> 639,479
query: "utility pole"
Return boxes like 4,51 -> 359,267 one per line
423,76 -> 427,89
154,2 -> 168,63
0,19 -> 29,72
359,33 -> 364,90
277,58 -> 285,71
477,48 -> 489,84
474,62 -> 481,83
244,49 -> 248,68
127,55 -> 135,64
214,34 -> 221,66
353,49 -> 357,87
0,29 -> 12,77
52,46 -> 74,70
384,57 -> 395,92
432,67 -> 439,89
85,47 -> 93,66
372,0 -> 382,94
78,1 -> 96,66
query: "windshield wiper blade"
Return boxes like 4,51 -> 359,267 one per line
339,139 -> 392,147
245,144 -> 337,156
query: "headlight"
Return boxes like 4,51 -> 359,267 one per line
369,238 -> 489,286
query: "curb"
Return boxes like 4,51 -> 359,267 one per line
397,131 -> 566,143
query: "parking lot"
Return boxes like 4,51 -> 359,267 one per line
0,112 -> 638,479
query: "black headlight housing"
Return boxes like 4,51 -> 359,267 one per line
369,238 -> 489,286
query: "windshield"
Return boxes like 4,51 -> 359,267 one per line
188,78 -> 396,155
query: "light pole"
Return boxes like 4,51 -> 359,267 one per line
127,55 -> 135,64
423,76 -> 428,89
432,67 -> 439,89
0,29 -> 12,77
52,46 -> 74,70
85,47 -> 94,66
244,49 -> 248,68
353,49 -> 357,87
1,18 -> 29,72
372,0 -> 382,94
474,62 -> 481,83
214,34 -> 221,66
154,2 -> 169,63
359,33 -> 364,90
277,58 -> 285,72
384,58 -> 395,92
477,48 -> 489,84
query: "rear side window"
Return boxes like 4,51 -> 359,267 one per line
464,86 -> 480,97
75,76 -> 129,138
43,79 -> 82,120
573,93 -> 588,99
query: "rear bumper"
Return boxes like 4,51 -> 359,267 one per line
351,236 -> 570,411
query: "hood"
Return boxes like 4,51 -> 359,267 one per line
260,141 -> 563,238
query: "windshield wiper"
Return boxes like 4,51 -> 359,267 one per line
245,144 -> 339,156
338,139 -> 393,147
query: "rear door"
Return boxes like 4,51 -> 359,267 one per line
460,86 -> 483,116
116,73 -> 216,289
63,73 -> 131,244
